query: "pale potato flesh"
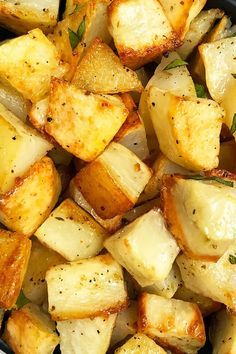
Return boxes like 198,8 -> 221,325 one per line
115,333 -> 167,354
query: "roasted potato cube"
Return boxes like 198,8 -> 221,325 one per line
75,142 -> 152,219
35,198 -> 108,261
0,103 -> 53,194
22,239 -> 64,305
0,230 -> 31,309
46,253 -> 128,320
4,303 -> 59,354
158,0 -> 206,39
72,38 -> 143,93
57,314 -> 116,354
111,300 -> 137,347
0,29 -> 67,102
29,97 -> 49,134
108,0 -> 181,70
143,263 -> 182,299
138,293 -> 206,353
115,333 -> 167,354
69,177 -> 123,233
219,140 -> 236,172
105,209 -> 179,287
162,174 -> 236,260
174,285 -> 221,317
46,79 -> 128,161
177,243 -> 236,310
210,309 -> 236,354
0,157 -> 61,237
148,87 -> 224,171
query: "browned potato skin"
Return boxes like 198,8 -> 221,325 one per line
0,230 -> 31,309
0,157 -> 61,237
74,160 -> 133,219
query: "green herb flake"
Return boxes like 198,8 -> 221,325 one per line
68,28 -> 80,50
195,83 -> 207,98
188,175 -> 234,187
16,290 -> 29,308
164,59 -> 188,71
77,16 -> 86,42
230,113 -> 236,134
229,254 -> 236,264
74,4 -> 84,13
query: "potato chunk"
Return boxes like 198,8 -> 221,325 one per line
177,244 -> 236,310
0,0 -> 59,34
115,333 -> 167,354
138,293 -> 206,354
0,230 -> 31,309
210,309 -> 236,354
105,209 -> 179,287
75,142 -> 152,219
57,314 -> 116,354
0,103 -> 52,194
22,238 -> 64,305
35,198 -> 108,261
46,79 -> 128,161
0,157 -> 61,237
46,254 -> 128,320
0,29 -> 66,102
162,174 -> 236,260
4,303 -> 59,354
72,38 -> 143,93
148,87 -> 224,171
108,0 -> 181,69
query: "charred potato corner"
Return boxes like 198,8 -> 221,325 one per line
0,0 -> 235,353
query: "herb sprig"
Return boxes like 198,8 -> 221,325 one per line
164,59 -> 188,71
68,16 -> 86,50
187,175 -> 234,187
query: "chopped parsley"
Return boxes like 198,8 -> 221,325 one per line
195,83 -> 207,98
229,254 -> 236,264
164,59 -> 188,70
16,290 -> 29,308
68,16 -> 86,50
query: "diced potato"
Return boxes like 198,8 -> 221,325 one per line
29,97 -> 49,134
0,157 -> 61,237
105,209 -> 179,287
0,29 -> 67,102
46,79 -> 128,161
162,174 -> 236,260
114,93 -> 149,161
57,314 -> 116,354
158,0 -> 207,39
22,238 -> 64,305
177,243 -> 236,310
143,263 -> 182,299
111,300 -> 137,347
210,309 -> 236,354
139,153 -> 190,204
0,0 -> 59,34
0,79 -> 29,122
69,177 -> 123,233
221,79 -> 236,135
72,38 -> 143,93
0,230 -> 31,309
0,103 -> 53,195
108,0 -> 181,70
4,303 -> 59,354
148,87 -> 224,171
35,198 -> 108,261
138,293 -> 206,354
75,142 -> 152,218
115,333 -> 167,354
122,198 -> 160,224
174,285 -> 221,317
177,9 -> 224,59
46,254 -> 128,320
139,51 -> 196,156
219,140 -> 236,172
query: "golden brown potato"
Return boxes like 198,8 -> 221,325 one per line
45,79 -> 128,161
46,254 -> 128,320
0,29 -> 67,102
4,303 -> 59,354
115,333 -> 167,354
0,229 -> 31,309
138,293 -> 206,354
22,238 -> 64,305
108,0 -> 181,69
75,142 -> 152,219
72,38 -> 143,93
0,103 -> 53,195
35,198 -> 108,261
0,157 -> 61,237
